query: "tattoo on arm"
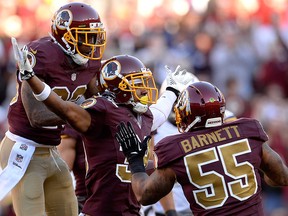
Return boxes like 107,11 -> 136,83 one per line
21,82 -> 65,127
132,167 -> 176,205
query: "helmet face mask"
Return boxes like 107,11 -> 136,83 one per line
119,70 -> 157,103
100,55 -> 158,106
174,81 -> 225,133
51,2 -> 106,60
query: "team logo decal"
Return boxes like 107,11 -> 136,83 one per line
80,98 -> 97,109
71,73 -> 77,81
101,60 -> 121,80
54,9 -> 73,31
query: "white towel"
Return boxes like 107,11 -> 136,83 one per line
0,141 -> 35,201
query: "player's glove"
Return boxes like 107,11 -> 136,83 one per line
11,37 -> 35,80
165,65 -> 199,97
115,121 -> 151,174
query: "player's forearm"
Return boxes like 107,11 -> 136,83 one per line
132,169 -> 175,205
263,163 -> 288,186
26,75 -> 46,95
150,90 -> 177,131
132,173 -> 159,205
26,76 -> 69,118
261,143 -> 288,186
263,175 -> 280,187
21,81 -> 66,127
26,76 -> 91,133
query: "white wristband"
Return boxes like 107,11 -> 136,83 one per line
33,82 -> 51,101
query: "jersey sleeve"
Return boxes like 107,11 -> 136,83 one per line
239,118 -> 269,143
27,40 -> 57,80
61,124 -> 81,139
80,96 -> 107,136
154,134 -> 185,168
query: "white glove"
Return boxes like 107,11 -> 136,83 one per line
11,37 -> 34,80
165,65 -> 199,93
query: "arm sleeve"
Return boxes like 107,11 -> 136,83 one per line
150,90 -> 177,132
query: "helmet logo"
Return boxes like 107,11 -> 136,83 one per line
54,9 -> 73,30
209,98 -> 215,102
101,60 -> 121,80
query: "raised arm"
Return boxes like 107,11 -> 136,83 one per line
150,65 -> 199,131
132,168 -> 176,205
115,122 -> 176,205
21,81 -> 66,127
12,38 -> 91,133
25,75 -> 91,133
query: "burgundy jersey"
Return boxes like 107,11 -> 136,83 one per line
80,96 -> 153,216
61,126 -> 86,198
8,36 -> 100,146
155,118 -> 269,216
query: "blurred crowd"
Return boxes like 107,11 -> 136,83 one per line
0,0 -> 288,215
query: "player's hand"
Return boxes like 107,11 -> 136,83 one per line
165,65 -> 199,94
115,122 -> 150,162
11,37 -> 35,80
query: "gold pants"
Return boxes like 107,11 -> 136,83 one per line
0,136 -> 78,216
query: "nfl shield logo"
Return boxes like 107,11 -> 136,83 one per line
20,144 -> 28,151
71,73 -> 77,81
16,154 -> 23,163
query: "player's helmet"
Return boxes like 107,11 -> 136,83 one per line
100,55 -> 158,107
51,2 -> 106,60
174,81 -> 225,133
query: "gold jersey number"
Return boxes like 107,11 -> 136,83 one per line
10,84 -> 87,105
116,138 -> 151,183
184,138 -> 257,209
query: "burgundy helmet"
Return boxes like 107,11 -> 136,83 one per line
100,55 -> 158,105
51,2 -> 106,60
174,81 -> 225,133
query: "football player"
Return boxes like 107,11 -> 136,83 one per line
0,2 -> 106,216
150,79 -> 236,216
115,81 -> 288,216
13,51 -> 195,215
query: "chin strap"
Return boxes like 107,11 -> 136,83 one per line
132,102 -> 148,114
131,95 -> 149,114
49,33 -> 88,65
49,32 -> 70,54
71,54 -> 89,65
